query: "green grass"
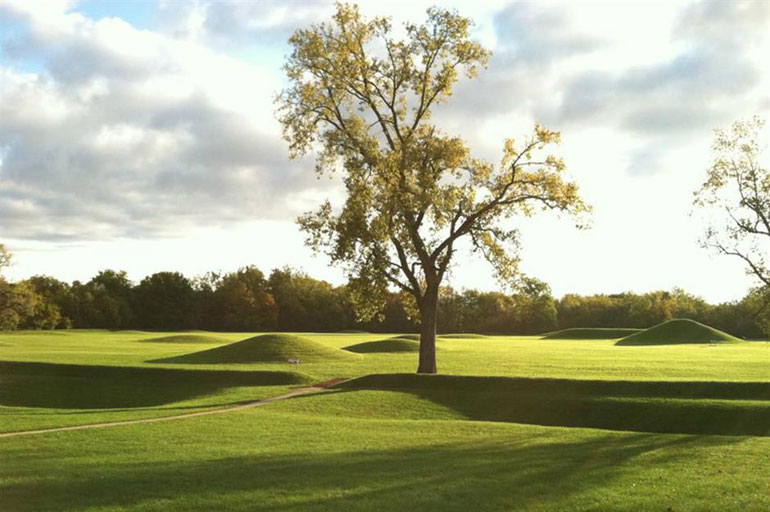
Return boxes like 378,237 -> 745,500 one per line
0,359 -> 310,433
542,327 -> 643,339
2,405 -> 769,511
152,333 -> 360,364
616,318 -> 743,345
330,374 -> 770,435
1,329 -> 769,510
1,329 -> 767,381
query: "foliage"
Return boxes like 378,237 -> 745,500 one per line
278,3 -> 588,372
0,282 -> 42,330
0,244 -> 10,274
438,278 -> 557,334
208,266 -> 278,331
133,272 -> 196,330
695,116 -> 769,288
0,242 -> 767,337
268,267 -> 351,332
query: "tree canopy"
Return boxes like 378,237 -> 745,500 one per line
278,3 -> 589,372
695,116 -> 769,287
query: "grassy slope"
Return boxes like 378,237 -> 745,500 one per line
0,360 -> 310,432
331,374 -> 770,435
153,334 -> 360,364
616,318 -> 742,345
1,406 -> 768,511
344,337 -> 424,353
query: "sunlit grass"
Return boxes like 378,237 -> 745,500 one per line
0,329 -> 768,511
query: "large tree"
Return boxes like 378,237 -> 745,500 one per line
278,4 -> 589,373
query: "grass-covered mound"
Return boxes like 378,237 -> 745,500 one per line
344,337 -> 423,353
333,373 -> 770,436
616,319 -> 742,346
394,334 -> 420,341
140,334 -> 229,344
542,328 -> 643,340
154,334 -> 360,364
368,333 -> 486,343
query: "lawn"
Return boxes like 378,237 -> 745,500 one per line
1,329 -> 769,511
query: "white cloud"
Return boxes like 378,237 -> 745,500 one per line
0,0 -> 334,242
1,0 -> 768,303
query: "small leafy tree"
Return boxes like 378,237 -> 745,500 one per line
694,116 -> 769,335
0,245 -> 40,330
0,244 -> 10,273
278,3 -> 589,373
695,116 -> 769,286
215,266 -> 278,331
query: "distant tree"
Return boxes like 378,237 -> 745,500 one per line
709,290 -> 768,340
192,271 -> 222,330
368,291 -> 418,333
0,244 -> 13,321
738,288 -> 770,338
134,272 -> 196,330
0,245 -> 38,330
268,268 -> 350,332
79,270 -> 136,329
21,276 -> 71,328
512,277 -> 558,334
0,243 -> 13,306
278,3 -> 588,372
214,266 -> 278,331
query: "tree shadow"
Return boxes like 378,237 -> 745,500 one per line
0,432 -> 745,511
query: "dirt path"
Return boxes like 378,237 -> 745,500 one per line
0,382 -> 341,439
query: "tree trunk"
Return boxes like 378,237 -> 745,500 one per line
417,286 -> 438,374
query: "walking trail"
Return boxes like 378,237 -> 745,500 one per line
0,378 -> 348,439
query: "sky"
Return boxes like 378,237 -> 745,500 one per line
1,0 -> 769,303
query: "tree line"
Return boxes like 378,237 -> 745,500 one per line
1,258 -> 767,338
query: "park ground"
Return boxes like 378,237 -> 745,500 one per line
1,330 -> 769,511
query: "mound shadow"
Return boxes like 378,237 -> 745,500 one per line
336,374 -> 770,436
0,360 -> 309,409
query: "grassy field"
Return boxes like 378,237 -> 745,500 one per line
1,329 -> 769,510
